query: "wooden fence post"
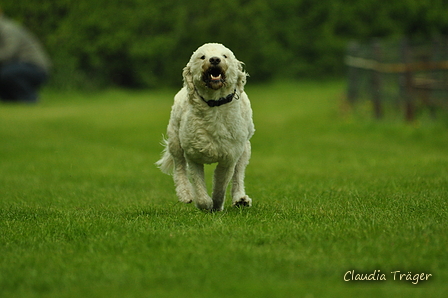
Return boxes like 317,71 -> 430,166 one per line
347,41 -> 359,104
400,37 -> 415,122
371,39 -> 383,119
428,38 -> 441,119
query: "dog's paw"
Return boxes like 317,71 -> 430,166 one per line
195,198 -> 214,211
232,195 -> 252,208
211,205 -> 224,212
178,197 -> 193,204
177,188 -> 194,204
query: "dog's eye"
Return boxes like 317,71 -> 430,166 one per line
223,55 -> 227,58
200,55 -> 205,60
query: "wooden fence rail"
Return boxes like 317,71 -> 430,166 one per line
346,37 -> 448,121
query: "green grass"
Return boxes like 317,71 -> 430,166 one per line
1,81 -> 447,297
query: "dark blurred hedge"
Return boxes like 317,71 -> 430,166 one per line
2,0 -> 448,89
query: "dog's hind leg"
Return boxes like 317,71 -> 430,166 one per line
212,164 -> 236,211
172,156 -> 194,204
167,136 -> 194,204
231,141 -> 252,208
187,160 -> 213,211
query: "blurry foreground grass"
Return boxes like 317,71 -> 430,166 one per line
0,81 -> 447,297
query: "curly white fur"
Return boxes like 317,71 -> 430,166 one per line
156,43 -> 255,211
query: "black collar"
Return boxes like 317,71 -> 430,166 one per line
199,89 -> 237,107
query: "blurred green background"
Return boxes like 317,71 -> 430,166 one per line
2,0 -> 448,90
1,2 -> 448,297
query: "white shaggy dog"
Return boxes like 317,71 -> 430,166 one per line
156,43 -> 255,211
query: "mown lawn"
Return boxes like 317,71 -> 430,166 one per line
0,81 -> 447,297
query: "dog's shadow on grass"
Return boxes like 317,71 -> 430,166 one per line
124,201 -> 255,220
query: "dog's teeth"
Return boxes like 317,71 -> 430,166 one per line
210,74 -> 221,80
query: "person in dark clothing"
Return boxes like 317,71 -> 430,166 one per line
0,10 -> 50,103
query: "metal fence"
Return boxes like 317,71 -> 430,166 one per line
345,37 -> 448,121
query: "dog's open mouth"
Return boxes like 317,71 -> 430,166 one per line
203,66 -> 226,90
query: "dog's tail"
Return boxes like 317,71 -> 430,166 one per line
155,138 -> 174,175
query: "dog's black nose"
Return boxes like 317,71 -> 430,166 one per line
209,57 -> 221,65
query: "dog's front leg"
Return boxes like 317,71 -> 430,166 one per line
187,160 -> 213,211
231,141 -> 252,207
212,163 -> 236,211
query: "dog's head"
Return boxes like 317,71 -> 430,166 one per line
183,43 -> 247,96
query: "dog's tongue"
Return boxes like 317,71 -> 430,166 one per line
210,74 -> 222,81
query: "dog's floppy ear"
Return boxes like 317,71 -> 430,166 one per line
236,60 -> 248,92
182,64 -> 195,98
